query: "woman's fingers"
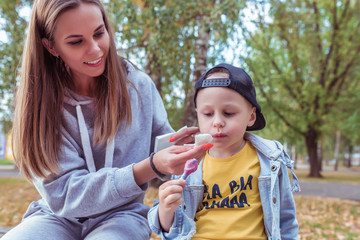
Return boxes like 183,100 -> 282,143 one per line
170,144 -> 212,160
153,143 -> 213,176
169,127 -> 199,144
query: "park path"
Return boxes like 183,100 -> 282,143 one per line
0,164 -> 359,201
293,181 -> 360,201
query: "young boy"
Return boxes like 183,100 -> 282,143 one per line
148,63 -> 300,240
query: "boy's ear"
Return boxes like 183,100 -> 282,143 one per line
41,38 -> 59,57
247,107 -> 257,127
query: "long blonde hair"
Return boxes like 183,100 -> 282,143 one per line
13,0 -> 131,180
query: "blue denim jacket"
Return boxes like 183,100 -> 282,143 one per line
148,133 -> 300,240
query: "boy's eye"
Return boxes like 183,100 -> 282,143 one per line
224,112 -> 234,116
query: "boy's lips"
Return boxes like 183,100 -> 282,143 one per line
212,133 -> 226,138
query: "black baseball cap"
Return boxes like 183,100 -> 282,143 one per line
194,63 -> 266,131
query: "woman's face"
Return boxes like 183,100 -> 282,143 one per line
44,2 -> 110,91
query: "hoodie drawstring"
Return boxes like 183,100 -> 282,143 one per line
105,138 -> 115,168
65,96 -> 115,172
75,104 -> 96,172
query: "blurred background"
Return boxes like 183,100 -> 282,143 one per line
0,0 -> 359,239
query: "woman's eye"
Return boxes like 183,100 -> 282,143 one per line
94,31 -> 104,38
68,40 -> 82,45
204,113 -> 213,117
224,112 -> 234,116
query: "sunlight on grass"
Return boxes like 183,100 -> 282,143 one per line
295,195 -> 359,240
0,178 -> 39,227
0,178 -> 359,239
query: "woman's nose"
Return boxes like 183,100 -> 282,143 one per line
87,40 -> 100,54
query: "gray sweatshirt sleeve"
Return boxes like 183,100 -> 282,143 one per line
32,130 -> 147,218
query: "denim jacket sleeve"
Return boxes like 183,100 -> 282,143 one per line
278,151 -> 300,240
260,150 -> 299,240
148,201 -> 195,240
148,168 -> 204,240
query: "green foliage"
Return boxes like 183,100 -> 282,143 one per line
239,0 -> 360,158
1,0 -> 358,163
0,0 -> 31,132
105,0 -> 244,127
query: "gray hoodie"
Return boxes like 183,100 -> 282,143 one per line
28,62 -> 173,220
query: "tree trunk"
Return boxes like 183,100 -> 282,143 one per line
305,126 -> 323,177
145,52 -> 162,96
334,131 -> 341,171
317,141 -> 323,171
346,145 -> 353,168
182,23 -> 210,127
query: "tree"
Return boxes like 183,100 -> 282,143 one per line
0,0 -> 31,133
106,0 -> 244,129
239,0 -> 360,177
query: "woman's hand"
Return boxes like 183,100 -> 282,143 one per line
133,127 -> 213,186
153,143 -> 211,176
158,179 -> 186,232
170,126 -> 200,146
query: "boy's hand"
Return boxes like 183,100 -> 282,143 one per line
158,179 -> 186,232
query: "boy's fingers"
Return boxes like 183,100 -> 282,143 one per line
164,195 -> 184,206
159,180 -> 186,203
159,179 -> 186,191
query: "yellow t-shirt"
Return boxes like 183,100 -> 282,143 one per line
192,141 -> 266,240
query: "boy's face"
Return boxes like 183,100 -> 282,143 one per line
196,73 -> 256,158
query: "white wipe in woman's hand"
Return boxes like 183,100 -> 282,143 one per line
194,134 -> 213,146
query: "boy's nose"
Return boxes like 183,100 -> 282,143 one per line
213,115 -> 225,129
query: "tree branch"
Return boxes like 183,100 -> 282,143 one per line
250,66 -> 305,135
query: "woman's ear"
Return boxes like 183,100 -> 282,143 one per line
247,107 -> 257,127
41,38 -> 59,57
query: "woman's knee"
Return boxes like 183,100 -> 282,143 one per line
85,215 -> 151,240
2,215 -> 79,240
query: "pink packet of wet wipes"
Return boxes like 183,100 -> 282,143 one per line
180,158 -> 198,180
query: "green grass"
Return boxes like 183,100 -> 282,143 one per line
0,158 -> 14,165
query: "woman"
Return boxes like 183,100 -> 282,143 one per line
3,0 -> 209,239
